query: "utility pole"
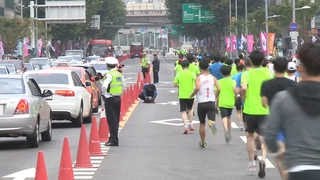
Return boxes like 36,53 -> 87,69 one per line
245,0 -> 248,35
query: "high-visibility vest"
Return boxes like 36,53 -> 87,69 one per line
141,57 -> 149,68
107,70 -> 123,96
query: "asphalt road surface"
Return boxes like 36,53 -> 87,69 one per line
0,55 -> 281,180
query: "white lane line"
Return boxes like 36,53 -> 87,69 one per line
74,176 -> 93,179
91,160 -> 102,164
231,122 -> 239,129
73,168 -> 97,171
74,172 -> 95,175
239,136 -> 275,168
90,156 -> 104,160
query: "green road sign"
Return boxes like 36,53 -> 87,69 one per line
182,3 -> 215,24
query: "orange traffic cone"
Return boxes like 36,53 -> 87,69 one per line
75,125 -> 92,168
35,151 -> 48,180
89,117 -> 104,156
99,117 -> 109,142
58,137 -> 74,180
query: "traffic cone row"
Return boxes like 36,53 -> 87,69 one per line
35,115 -> 110,179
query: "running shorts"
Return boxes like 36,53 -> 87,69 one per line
179,99 -> 194,112
243,114 -> 266,134
197,101 -> 215,124
219,107 -> 233,118
235,96 -> 243,111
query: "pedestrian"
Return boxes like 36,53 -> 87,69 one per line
209,54 -> 224,80
216,64 -> 237,143
152,53 -> 160,84
139,83 -> 157,103
261,57 -> 296,180
101,57 -> 124,146
286,61 -> 300,82
264,42 -> 320,180
140,52 -> 150,79
232,62 -> 245,130
174,60 -> 196,134
241,50 -> 272,177
190,60 -> 219,148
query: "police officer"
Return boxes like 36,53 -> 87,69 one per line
140,52 -> 150,79
102,57 -> 124,146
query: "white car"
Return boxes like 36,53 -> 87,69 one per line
25,69 -> 92,126
89,61 -> 108,75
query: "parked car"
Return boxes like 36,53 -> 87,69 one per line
89,61 -> 108,75
24,63 -> 36,71
65,49 -> 84,59
0,66 -> 9,74
25,69 -> 92,126
0,60 -> 24,73
0,74 -> 53,147
56,55 -> 84,65
54,66 -> 100,113
29,57 -> 52,69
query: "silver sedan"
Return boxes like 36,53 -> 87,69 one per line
0,75 -> 53,148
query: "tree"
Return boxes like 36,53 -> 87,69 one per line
0,18 -> 31,54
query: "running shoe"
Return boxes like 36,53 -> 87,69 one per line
248,162 -> 257,176
258,160 -> 266,178
189,124 -> 195,131
199,141 -> 207,149
225,130 -> 231,143
183,129 -> 188,134
208,120 -> 217,135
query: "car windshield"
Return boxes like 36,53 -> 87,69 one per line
2,64 -> 16,74
92,45 -> 107,57
28,73 -> 69,84
92,64 -> 106,70
0,68 -> 8,74
24,64 -> 33,70
29,59 -> 50,65
0,78 -> 25,94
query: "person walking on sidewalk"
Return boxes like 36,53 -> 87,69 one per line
190,60 -> 219,148
101,57 -> 124,146
216,64 -> 238,143
241,50 -> 272,177
261,57 -> 296,180
264,42 -> 320,180
174,60 -> 196,134
152,53 -> 160,84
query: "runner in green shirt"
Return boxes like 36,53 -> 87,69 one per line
217,65 -> 237,143
241,50 -> 272,177
174,60 -> 196,134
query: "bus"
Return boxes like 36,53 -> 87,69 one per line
130,42 -> 143,58
87,39 -> 114,57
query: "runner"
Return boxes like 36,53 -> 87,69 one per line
232,62 -> 245,130
286,61 -> 300,82
190,60 -> 219,148
264,42 -> 320,180
261,57 -> 296,180
174,60 -> 196,134
241,50 -> 272,177
209,54 -> 224,80
216,64 -> 237,143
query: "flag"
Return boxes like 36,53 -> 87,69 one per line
260,32 -> 267,54
231,35 -> 237,52
267,33 -> 276,55
241,34 -> 247,51
23,37 -> 29,58
225,36 -> 231,52
237,36 -> 242,50
247,34 -> 254,53
37,38 -> 43,57
0,40 -> 4,59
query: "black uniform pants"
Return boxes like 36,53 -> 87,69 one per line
103,96 -> 121,144
153,70 -> 159,83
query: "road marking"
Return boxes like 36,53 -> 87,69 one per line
3,168 -> 35,180
239,136 -> 275,168
231,122 -> 239,129
150,118 -> 200,127
169,90 -> 176,93
74,171 -> 95,175
156,101 -> 178,105
73,168 -> 98,171
74,176 -> 93,179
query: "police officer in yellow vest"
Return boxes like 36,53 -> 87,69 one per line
140,52 -> 150,79
102,57 -> 124,146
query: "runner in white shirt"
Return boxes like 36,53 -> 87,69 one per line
190,60 -> 219,149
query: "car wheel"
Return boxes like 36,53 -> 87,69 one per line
41,113 -> 52,141
27,121 -> 40,148
84,104 -> 93,123
73,104 -> 83,127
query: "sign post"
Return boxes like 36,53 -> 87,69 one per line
289,22 -> 299,54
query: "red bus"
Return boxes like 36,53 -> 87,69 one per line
87,39 -> 114,57
130,42 -> 143,58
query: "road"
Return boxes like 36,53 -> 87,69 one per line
0,56 -> 281,179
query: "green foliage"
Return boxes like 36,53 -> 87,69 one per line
0,18 -> 31,53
